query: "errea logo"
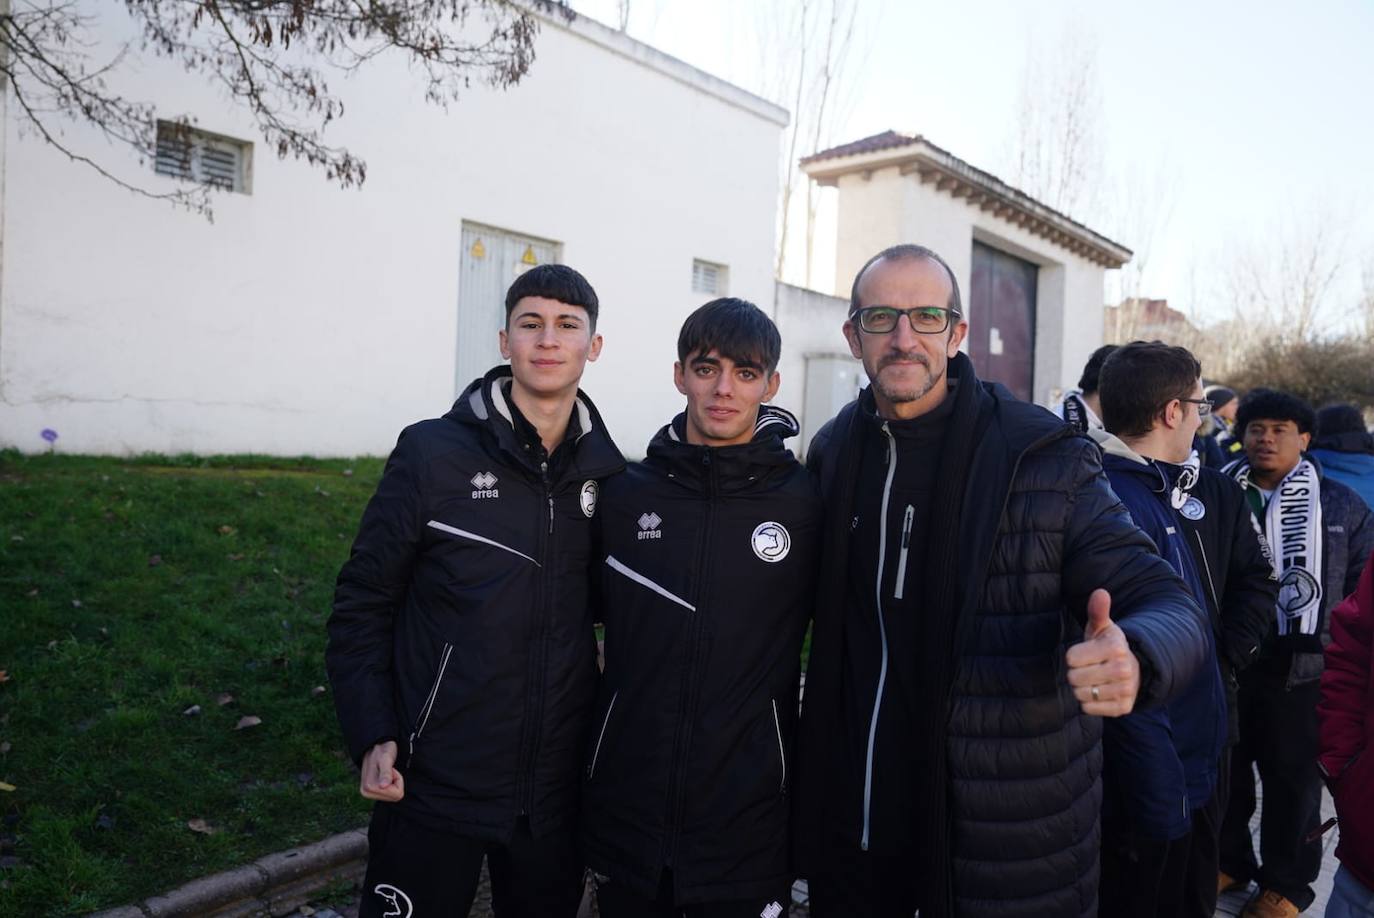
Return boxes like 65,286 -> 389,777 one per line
470,471 -> 499,500
637,512 -> 663,540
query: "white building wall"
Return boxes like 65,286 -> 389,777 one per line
772,281 -> 855,452
0,7 -> 785,457
830,166 -> 1109,406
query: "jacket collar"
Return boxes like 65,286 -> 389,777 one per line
446,365 -> 624,480
645,404 -> 800,492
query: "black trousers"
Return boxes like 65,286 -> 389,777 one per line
1218,672 -> 1323,911
358,804 -> 584,918
1100,776 -> 1225,918
806,845 -> 923,918
596,868 -> 792,918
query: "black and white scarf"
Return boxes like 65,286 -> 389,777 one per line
1058,388 -> 1101,433
1228,458 -> 1324,635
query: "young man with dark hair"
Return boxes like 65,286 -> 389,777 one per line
327,264 -> 625,918
1092,341 -> 1276,918
1219,389 -> 1374,918
1055,343 -> 1118,432
795,245 -> 1209,917
582,297 -> 821,917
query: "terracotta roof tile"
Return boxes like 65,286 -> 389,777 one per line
800,130 -> 919,165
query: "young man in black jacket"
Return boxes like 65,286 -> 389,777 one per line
1218,390 -> 1374,918
583,298 -> 821,918
794,245 -> 1210,918
326,264 -> 625,918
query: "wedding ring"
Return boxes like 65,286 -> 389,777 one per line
1091,685 -> 1100,702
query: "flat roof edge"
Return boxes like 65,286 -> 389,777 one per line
537,7 -> 790,127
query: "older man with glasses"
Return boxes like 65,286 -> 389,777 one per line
793,244 -> 1210,918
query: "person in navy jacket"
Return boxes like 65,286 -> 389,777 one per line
1091,341 -> 1228,918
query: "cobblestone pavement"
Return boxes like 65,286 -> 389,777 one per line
288,782 -> 1335,918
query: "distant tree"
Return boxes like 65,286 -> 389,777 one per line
1007,22 -> 1105,221
1,0 -> 569,216
1227,334 -> 1374,412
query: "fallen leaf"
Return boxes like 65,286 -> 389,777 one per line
148,554 -> 162,567
234,715 -> 262,730
311,685 -> 326,697
186,818 -> 216,835
215,693 -> 234,706
0,742 -> 10,754
227,553 -> 244,562
217,525 -> 236,536
183,705 -> 201,717
0,782 -> 15,792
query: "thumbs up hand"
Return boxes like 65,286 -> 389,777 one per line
1065,589 -> 1140,717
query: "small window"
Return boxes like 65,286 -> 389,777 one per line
692,259 -> 728,295
154,121 -> 252,193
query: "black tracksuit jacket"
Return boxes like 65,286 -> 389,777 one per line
580,408 -> 822,905
326,366 -> 624,841
1176,466 -> 1279,744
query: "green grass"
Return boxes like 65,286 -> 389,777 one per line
0,450 -> 383,915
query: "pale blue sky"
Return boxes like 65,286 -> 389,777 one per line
572,0 -> 1374,332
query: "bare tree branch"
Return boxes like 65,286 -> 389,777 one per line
1,0 -> 570,218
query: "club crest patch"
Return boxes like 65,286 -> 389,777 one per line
580,480 -> 598,518
751,521 -> 791,563
1179,497 -> 1206,521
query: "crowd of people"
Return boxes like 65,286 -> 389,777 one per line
324,245 -> 1374,918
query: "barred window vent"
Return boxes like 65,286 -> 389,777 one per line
154,121 -> 251,193
692,259 -> 728,295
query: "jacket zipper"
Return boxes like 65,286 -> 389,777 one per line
663,448 -> 715,868
516,460 -> 555,816
893,504 -> 915,600
772,698 -> 788,793
1191,529 -> 1221,618
861,422 -> 898,851
587,690 -> 619,780
408,642 -> 454,756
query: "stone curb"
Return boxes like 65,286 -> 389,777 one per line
88,828 -> 368,918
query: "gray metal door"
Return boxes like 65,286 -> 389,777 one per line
456,223 -> 560,394
800,353 -> 864,457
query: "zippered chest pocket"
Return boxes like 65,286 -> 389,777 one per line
408,642 -> 453,757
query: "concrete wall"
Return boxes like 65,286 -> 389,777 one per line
830,166 -> 1108,406
0,6 -> 785,457
773,281 -> 857,455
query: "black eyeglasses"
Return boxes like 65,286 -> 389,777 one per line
1178,398 -> 1212,417
850,306 -> 961,335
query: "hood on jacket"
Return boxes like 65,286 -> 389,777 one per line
644,404 -> 801,491
446,365 -> 623,478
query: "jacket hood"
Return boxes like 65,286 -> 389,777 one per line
645,404 -> 800,491
1090,427 -> 1201,507
1314,430 -> 1374,455
446,365 -> 624,478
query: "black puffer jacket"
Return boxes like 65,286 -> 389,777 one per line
794,355 -> 1208,918
326,366 -> 624,841
581,409 -> 821,905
